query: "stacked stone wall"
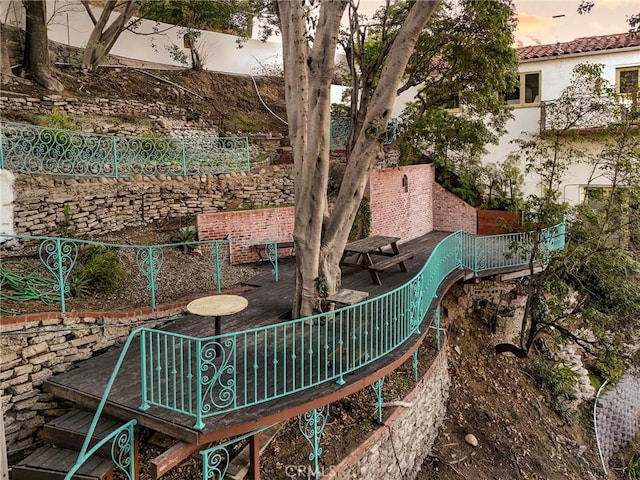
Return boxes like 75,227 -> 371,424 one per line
0,305 -> 184,453
11,166 -> 294,238
331,346 -> 449,479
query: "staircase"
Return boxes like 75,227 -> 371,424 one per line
12,409 -> 129,480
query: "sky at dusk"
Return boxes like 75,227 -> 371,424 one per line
356,0 -> 639,47
514,0 -> 639,46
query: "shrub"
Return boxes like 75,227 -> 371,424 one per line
530,354 -> 579,423
72,246 -> 128,295
171,226 -> 198,253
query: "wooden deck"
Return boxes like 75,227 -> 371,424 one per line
43,231 -> 524,446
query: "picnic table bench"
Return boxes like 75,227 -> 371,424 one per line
339,235 -> 413,285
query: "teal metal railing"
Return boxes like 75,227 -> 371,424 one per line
329,116 -> 398,150
0,235 -> 281,314
60,222 -> 564,479
0,122 -> 250,177
137,223 -> 565,428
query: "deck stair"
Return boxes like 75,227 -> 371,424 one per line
12,408 -> 126,480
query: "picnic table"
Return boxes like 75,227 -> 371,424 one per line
339,235 -> 414,285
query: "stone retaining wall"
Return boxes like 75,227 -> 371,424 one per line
330,345 -> 449,480
0,304 -> 184,453
10,166 -> 294,238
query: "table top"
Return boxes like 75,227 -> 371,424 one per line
344,235 -> 401,253
186,295 -> 248,317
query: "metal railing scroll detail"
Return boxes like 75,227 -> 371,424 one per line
136,223 -> 565,427
54,222 -> 564,479
0,235 -> 278,314
0,122 -> 250,177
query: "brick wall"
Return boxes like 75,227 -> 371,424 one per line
432,182 -> 477,234
198,207 -> 296,264
367,164 -> 434,241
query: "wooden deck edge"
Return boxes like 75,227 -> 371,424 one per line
150,441 -> 201,479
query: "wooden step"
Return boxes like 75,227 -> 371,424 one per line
12,446 -> 113,480
44,409 -> 123,458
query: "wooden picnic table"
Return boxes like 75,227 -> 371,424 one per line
339,235 -> 414,285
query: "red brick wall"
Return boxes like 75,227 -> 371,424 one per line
198,207 -> 295,264
367,164 -> 434,242
198,165 -> 442,263
432,182 -> 477,234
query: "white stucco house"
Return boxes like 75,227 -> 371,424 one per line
483,32 -> 640,205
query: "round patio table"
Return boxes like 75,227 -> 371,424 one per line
186,294 -> 248,337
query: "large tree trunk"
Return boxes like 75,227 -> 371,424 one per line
81,0 -> 143,72
0,23 -> 14,83
279,0 -> 441,318
23,0 -> 63,91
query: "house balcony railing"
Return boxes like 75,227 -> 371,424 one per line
330,116 -> 398,150
540,97 -> 637,132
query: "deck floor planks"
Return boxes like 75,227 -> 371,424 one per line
44,231 -> 512,446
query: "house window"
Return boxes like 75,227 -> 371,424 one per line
505,72 -> 540,106
617,66 -> 639,97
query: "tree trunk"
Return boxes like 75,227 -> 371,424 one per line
81,0 -> 143,72
23,0 -> 63,91
279,0 -> 441,318
0,23 -> 14,83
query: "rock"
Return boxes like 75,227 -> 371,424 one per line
454,345 -> 461,355
465,433 -> 478,447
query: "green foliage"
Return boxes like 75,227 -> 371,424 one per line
394,0 -> 519,167
140,0 -> 258,37
72,246 -> 128,296
315,275 -> 328,298
38,110 -> 77,130
593,341 -> 626,384
530,354 -> 578,423
349,197 -> 372,241
623,454 -> 640,480
171,226 -> 198,253
56,204 -> 74,237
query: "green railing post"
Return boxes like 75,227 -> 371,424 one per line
214,241 -> 222,293
139,330 -> 149,410
147,247 -> 157,309
112,136 -> 119,178
194,338 -> 205,430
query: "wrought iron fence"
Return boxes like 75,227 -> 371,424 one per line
137,223 -> 565,428
60,222 -> 565,479
330,116 -> 398,150
0,122 -> 250,177
0,235 -> 281,314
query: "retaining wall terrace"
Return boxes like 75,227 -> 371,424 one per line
0,304 -> 185,453
330,343 -> 449,480
10,166 -> 294,238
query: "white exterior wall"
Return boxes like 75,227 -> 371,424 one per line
483,48 -> 640,205
0,170 -> 15,240
1,0 -> 283,76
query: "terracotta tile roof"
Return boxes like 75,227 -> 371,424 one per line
517,32 -> 640,60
